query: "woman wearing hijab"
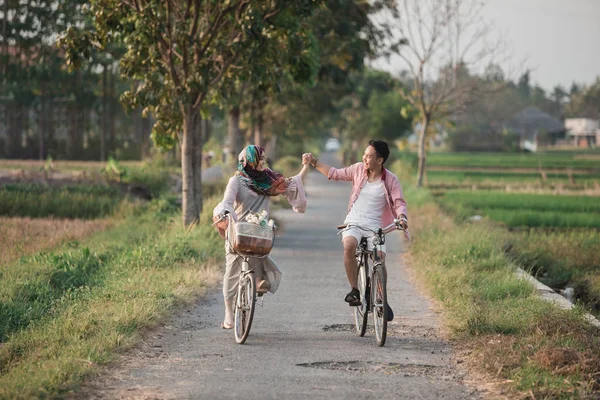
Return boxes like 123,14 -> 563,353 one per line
212,145 -> 309,329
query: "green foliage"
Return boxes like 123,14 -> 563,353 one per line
102,156 -> 127,181
367,90 -> 412,142
61,0 -> 323,151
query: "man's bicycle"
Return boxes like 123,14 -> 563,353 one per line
337,219 -> 406,347
214,213 -> 275,344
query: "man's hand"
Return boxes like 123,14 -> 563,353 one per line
399,214 -> 408,231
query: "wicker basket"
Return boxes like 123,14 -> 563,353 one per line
229,221 -> 274,256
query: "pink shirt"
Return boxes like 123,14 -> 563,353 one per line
327,162 -> 408,227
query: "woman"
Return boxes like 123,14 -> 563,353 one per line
213,145 -> 309,329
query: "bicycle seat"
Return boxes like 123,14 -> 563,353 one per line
337,224 -> 347,230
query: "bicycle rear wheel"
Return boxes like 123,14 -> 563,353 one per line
234,272 -> 256,344
372,264 -> 388,347
353,255 -> 369,337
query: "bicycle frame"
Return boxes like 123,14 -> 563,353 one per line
337,219 -> 404,346
213,213 -> 275,344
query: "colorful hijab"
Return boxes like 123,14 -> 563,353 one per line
235,145 -> 290,197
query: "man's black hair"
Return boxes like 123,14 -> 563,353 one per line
368,139 -> 390,164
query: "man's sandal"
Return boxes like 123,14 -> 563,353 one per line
345,288 -> 361,306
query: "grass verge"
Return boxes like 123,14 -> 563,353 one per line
402,186 -> 600,398
0,196 -> 225,399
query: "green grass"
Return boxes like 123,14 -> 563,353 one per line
507,230 -> 600,314
0,195 -> 225,398
392,160 -> 600,398
402,194 -> 600,398
427,151 -> 600,170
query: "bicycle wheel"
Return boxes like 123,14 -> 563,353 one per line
234,272 -> 256,344
353,255 -> 369,337
372,264 -> 388,347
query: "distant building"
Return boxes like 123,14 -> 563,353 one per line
504,106 -> 565,151
565,118 -> 599,147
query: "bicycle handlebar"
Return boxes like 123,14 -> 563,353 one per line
337,219 -> 410,241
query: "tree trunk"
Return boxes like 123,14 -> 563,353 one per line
416,116 -> 429,188
100,65 -> 107,161
108,65 -> 116,154
47,98 -> 55,157
227,106 -> 242,166
193,117 -> 203,217
265,134 -> 277,161
67,104 -> 77,158
140,111 -> 151,159
39,91 -> 46,160
254,112 -> 263,147
181,105 -> 202,227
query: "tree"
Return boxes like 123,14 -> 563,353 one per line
258,0 -> 396,160
565,78 -> 600,119
61,0 -> 320,227
385,0 -> 509,187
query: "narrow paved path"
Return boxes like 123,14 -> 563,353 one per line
77,153 -> 478,400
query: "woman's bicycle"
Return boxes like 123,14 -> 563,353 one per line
337,219 -> 406,347
214,213 -> 276,344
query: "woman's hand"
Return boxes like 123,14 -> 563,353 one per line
213,214 -> 229,232
302,153 -> 314,165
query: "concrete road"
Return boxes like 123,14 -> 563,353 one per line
78,153 -> 477,400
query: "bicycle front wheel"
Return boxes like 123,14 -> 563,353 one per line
234,272 -> 256,344
372,265 -> 388,347
353,255 -> 369,337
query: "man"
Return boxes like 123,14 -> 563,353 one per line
303,140 -> 408,320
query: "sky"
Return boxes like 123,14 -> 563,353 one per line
372,0 -> 600,92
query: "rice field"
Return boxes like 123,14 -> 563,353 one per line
439,190 -> 600,228
427,151 -> 600,170
427,150 -> 600,320
0,159 -> 145,171
426,170 -> 600,185
0,184 -> 124,219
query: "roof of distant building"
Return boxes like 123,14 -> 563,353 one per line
504,106 -> 564,136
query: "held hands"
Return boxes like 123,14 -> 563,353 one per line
302,152 -> 314,165
302,153 -> 316,167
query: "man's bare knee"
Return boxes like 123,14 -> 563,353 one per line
342,237 -> 358,256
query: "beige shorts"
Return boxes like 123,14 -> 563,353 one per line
341,226 -> 386,254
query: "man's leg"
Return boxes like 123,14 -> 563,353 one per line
342,236 -> 362,304
374,250 -> 393,321
342,236 -> 359,288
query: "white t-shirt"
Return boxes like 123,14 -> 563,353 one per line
344,180 -> 386,230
